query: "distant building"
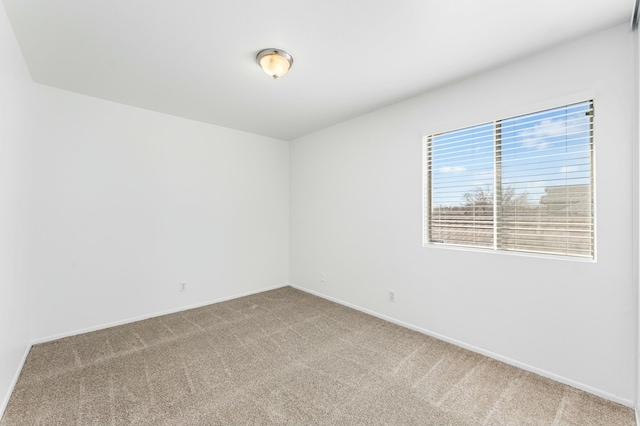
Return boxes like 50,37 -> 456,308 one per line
539,184 -> 591,215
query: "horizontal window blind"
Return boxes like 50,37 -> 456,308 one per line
425,100 -> 594,259
426,123 -> 495,248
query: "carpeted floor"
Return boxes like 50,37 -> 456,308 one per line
1,286 -> 635,425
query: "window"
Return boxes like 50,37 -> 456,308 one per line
424,100 -> 594,259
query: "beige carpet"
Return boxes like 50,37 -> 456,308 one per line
1,287 -> 635,425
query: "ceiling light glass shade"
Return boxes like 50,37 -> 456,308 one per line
256,49 -> 293,79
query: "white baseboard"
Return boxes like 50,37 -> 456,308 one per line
0,342 -> 32,420
31,283 -> 289,345
291,284 -> 635,409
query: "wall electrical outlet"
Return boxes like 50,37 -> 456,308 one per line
321,273 -> 326,282
388,290 -> 395,302
179,282 -> 187,292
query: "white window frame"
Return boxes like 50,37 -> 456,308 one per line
423,100 -> 596,260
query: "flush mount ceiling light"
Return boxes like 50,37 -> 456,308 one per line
256,48 -> 293,79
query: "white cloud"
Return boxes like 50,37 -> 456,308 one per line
560,165 -> 579,174
520,139 -> 550,150
518,118 -> 567,150
439,166 -> 467,173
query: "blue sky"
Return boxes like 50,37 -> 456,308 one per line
429,101 -> 592,208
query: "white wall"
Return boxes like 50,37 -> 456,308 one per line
0,0 -> 289,409
291,23 -> 636,405
26,87 -> 289,341
0,2 -> 33,414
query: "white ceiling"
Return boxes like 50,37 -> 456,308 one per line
3,0 -> 632,140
